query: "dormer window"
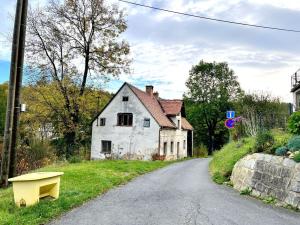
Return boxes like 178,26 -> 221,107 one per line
177,120 -> 180,129
122,96 -> 129,101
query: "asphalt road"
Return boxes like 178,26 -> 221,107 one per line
50,158 -> 300,225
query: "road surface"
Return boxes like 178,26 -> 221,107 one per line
50,158 -> 300,225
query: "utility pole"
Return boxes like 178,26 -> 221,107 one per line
9,0 -> 29,178
0,0 -> 28,187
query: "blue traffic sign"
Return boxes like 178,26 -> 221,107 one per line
225,119 -> 235,129
226,111 -> 235,119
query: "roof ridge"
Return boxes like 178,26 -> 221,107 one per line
126,83 -> 176,129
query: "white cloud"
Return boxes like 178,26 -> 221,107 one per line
1,0 -> 299,103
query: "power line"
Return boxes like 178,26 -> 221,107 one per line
119,0 -> 300,33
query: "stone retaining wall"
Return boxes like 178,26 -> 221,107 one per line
231,153 -> 300,209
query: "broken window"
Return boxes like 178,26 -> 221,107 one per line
122,96 -> 129,101
163,142 -> 167,155
101,140 -> 112,154
117,113 -> 133,126
171,141 -> 174,154
144,118 -> 150,127
100,118 -> 106,126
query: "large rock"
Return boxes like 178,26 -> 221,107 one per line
231,153 -> 300,209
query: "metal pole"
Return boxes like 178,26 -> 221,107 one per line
0,0 -> 23,187
9,0 -> 29,178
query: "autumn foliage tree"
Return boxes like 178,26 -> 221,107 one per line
26,0 -> 130,158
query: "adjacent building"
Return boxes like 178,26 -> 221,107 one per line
91,83 -> 193,160
291,68 -> 300,111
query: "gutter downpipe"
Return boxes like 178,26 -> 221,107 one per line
158,127 -> 162,155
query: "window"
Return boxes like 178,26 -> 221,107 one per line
144,118 -> 150,127
101,140 -> 112,153
117,113 -> 133,126
183,140 -> 186,149
177,120 -> 180,129
100,118 -> 106,126
163,142 -> 167,155
171,142 -> 174,154
122,96 -> 129,101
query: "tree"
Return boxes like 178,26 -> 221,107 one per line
26,0 -> 130,158
0,83 -> 8,137
20,83 -> 112,155
184,60 -> 243,154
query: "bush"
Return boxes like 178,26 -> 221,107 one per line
293,152 -> 300,163
16,140 -> 57,175
212,171 -> 229,184
275,146 -> 288,156
193,143 -> 208,158
68,155 -> 82,164
253,130 -> 274,153
288,112 -> 300,134
287,136 -> 300,152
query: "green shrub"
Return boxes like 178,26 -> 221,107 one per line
287,136 -> 300,152
288,112 -> 300,134
240,187 -> 252,195
272,129 -> 292,150
275,146 -> 288,156
212,171 -> 229,184
253,130 -> 274,153
68,155 -> 82,164
293,152 -> 300,163
16,140 -> 57,175
193,143 -> 208,158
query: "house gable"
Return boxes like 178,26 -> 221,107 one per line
92,83 -> 160,129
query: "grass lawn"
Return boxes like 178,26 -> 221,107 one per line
209,137 -> 255,184
0,160 -> 174,225
209,129 -> 291,184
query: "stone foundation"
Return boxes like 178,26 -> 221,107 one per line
231,153 -> 300,209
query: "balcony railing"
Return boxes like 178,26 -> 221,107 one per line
291,69 -> 300,91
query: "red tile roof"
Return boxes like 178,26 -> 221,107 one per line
128,84 -> 176,128
159,100 -> 182,116
181,117 -> 193,130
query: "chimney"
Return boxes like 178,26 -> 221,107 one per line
153,92 -> 159,99
145,85 -> 154,97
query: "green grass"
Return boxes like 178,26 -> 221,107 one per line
209,129 -> 291,184
209,137 -> 255,184
0,160 -> 174,225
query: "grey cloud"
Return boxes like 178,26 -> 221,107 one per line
123,1 -> 300,55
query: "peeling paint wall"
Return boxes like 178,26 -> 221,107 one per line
91,85 -> 160,160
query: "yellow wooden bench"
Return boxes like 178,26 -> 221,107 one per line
8,172 -> 64,207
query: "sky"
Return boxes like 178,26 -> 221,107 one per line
1,0 -> 300,102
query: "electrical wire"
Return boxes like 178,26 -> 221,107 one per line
119,0 -> 300,33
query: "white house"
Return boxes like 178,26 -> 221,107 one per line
91,82 -> 193,160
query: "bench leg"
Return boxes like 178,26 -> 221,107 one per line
13,183 -> 40,207
49,180 -> 60,199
